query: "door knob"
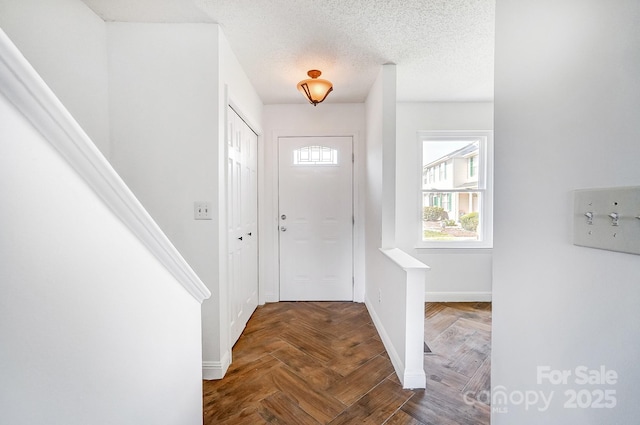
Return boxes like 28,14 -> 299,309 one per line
238,236 -> 243,241
280,226 -> 287,232
281,214 -> 287,220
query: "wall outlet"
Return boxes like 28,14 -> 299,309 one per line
194,201 -> 213,220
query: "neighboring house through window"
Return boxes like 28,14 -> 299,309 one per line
419,131 -> 493,248
469,155 -> 477,178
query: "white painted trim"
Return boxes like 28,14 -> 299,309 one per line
416,130 -> 494,250
366,295 -> 426,389
364,296 -> 405,383
227,96 -> 263,139
269,130 -> 364,302
403,372 -> 429,390
227,92 -> 265,306
404,268 -> 427,389
202,350 -> 231,380
0,29 -> 211,304
374,248 -> 427,389
425,291 -> 492,302
379,248 -> 431,270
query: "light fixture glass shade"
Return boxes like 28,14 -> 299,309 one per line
297,70 -> 333,106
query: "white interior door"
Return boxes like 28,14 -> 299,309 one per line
228,106 -> 258,345
278,136 -> 353,301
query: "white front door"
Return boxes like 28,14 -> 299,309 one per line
278,136 -> 353,301
227,106 -> 258,345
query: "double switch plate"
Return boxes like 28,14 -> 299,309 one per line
573,186 -> 640,255
194,201 -> 213,220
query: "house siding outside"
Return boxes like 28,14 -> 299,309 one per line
422,141 -> 480,221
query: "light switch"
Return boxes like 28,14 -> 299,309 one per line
194,201 -> 213,220
573,186 -> 640,255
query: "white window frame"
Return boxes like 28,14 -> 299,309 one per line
416,130 -> 493,249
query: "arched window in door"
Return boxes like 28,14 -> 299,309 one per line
293,145 -> 338,165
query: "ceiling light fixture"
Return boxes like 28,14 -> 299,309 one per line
297,70 -> 333,106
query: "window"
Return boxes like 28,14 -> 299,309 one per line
418,131 -> 493,248
442,192 -> 451,211
293,145 -> 338,165
468,155 -> 478,178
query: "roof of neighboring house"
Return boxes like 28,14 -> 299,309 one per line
423,141 -> 479,170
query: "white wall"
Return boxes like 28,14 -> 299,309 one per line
396,102 -> 493,300
364,65 -> 396,306
108,23 -> 263,379
219,29 -> 263,131
364,66 -> 390,259
493,0 -> 640,423
0,2 -> 264,382
0,0 -> 111,158
363,65 -> 429,389
107,22 -> 222,373
0,88 -> 203,425
261,103 -> 366,302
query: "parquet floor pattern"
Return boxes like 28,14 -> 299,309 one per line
202,302 -> 491,424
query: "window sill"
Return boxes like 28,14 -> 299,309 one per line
414,243 -> 493,251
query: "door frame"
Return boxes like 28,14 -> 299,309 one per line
226,104 -> 259,343
261,131 -> 365,303
277,136 -> 354,301
222,93 -> 263,361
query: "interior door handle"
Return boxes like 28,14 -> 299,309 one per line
238,236 -> 243,241
280,226 -> 287,232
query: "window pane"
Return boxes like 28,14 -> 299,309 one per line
469,155 -> 478,178
422,192 -> 482,241
423,140 -> 481,191
293,145 -> 338,165
418,131 -> 492,247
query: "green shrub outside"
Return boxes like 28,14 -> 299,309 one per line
460,212 -> 479,231
423,206 -> 447,221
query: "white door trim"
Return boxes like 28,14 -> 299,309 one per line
277,136 -> 354,301
227,105 -> 259,343
218,87 -> 264,376
263,130 -> 365,303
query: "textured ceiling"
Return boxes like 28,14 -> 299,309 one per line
81,0 -> 495,104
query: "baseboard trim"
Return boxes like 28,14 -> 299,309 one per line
202,351 -> 231,380
425,291 -> 492,302
403,371 -> 429,390
364,297 -> 406,386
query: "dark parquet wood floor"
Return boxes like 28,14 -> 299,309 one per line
202,302 -> 491,424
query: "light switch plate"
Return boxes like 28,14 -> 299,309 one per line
573,186 -> 640,255
194,201 -> 213,220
